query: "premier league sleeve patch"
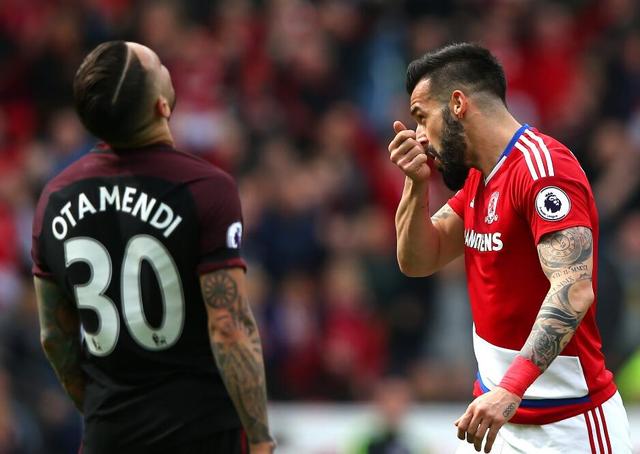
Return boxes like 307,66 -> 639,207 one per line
226,221 -> 243,248
535,186 -> 571,221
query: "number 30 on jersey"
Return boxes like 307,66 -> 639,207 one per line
64,235 -> 185,356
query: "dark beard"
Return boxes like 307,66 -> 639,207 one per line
431,107 -> 470,191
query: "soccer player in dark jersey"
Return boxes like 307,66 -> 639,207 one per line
31,41 -> 275,454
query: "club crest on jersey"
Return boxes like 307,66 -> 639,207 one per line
226,221 -> 243,249
535,186 -> 571,221
485,191 -> 499,224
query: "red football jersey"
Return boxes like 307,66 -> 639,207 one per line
447,125 -> 616,425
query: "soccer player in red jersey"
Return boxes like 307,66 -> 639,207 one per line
389,43 -> 631,453
32,41 -> 275,454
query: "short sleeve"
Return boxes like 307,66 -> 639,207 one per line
514,161 -> 593,245
447,188 -> 466,219
31,187 -> 55,279
193,173 -> 247,274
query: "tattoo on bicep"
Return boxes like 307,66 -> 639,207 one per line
537,227 -> 592,273
202,271 -> 239,310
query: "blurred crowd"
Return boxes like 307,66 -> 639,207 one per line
0,0 -> 639,452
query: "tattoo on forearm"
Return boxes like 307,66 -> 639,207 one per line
503,402 -> 517,418
201,270 -> 271,443
34,278 -> 85,412
521,227 -> 593,371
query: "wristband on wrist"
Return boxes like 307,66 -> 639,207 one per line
498,355 -> 542,398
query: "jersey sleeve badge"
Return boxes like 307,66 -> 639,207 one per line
535,186 -> 571,221
226,221 -> 243,249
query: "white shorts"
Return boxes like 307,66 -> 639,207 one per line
456,392 -> 631,453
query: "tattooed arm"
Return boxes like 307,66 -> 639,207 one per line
454,226 -> 594,453
199,268 -> 274,452
395,178 -> 464,277
521,226 -> 594,370
34,277 -> 85,412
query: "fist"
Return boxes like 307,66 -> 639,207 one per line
388,121 -> 431,182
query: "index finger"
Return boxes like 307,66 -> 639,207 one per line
456,411 -> 473,440
388,130 -> 416,153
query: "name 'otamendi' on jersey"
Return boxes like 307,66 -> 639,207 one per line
49,185 -> 183,240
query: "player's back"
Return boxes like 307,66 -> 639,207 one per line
32,143 -> 242,449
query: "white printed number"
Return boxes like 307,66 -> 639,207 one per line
64,235 -> 184,356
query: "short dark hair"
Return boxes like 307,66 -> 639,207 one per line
406,43 -> 507,104
73,41 -> 150,144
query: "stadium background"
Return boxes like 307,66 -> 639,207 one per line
0,0 -> 639,452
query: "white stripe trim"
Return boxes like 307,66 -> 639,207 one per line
485,155 -> 507,183
111,45 -> 132,106
525,129 -> 554,176
520,135 -> 547,178
594,407 -> 609,454
587,411 -> 601,454
514,142 -> 539,180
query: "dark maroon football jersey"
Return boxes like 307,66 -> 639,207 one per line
32,143 -> 244,449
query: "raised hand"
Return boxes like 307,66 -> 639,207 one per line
388,121 -> 431,182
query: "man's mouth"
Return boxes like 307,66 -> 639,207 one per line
425,147 -> 441,162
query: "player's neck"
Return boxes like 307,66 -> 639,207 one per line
114,123 -> 175,150
471,112 -> 521,180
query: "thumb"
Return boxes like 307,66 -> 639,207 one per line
393,121 -> 407,134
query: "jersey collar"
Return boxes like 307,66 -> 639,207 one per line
484,123 -> 530,184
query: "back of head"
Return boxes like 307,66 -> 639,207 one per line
406,43 -> 507,105
73,41 -> 150,145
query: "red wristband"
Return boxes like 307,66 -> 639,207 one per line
498,356 -> 542,398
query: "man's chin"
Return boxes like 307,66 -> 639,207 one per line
440,166 -> 470,191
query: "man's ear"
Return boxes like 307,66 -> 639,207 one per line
450,90 -> 468,119
156,97 -> 171,119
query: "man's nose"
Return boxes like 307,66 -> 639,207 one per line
415,125 -> 429,148
416,133 -> 429,149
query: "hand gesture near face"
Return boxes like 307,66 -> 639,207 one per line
388,121 -> 431,183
